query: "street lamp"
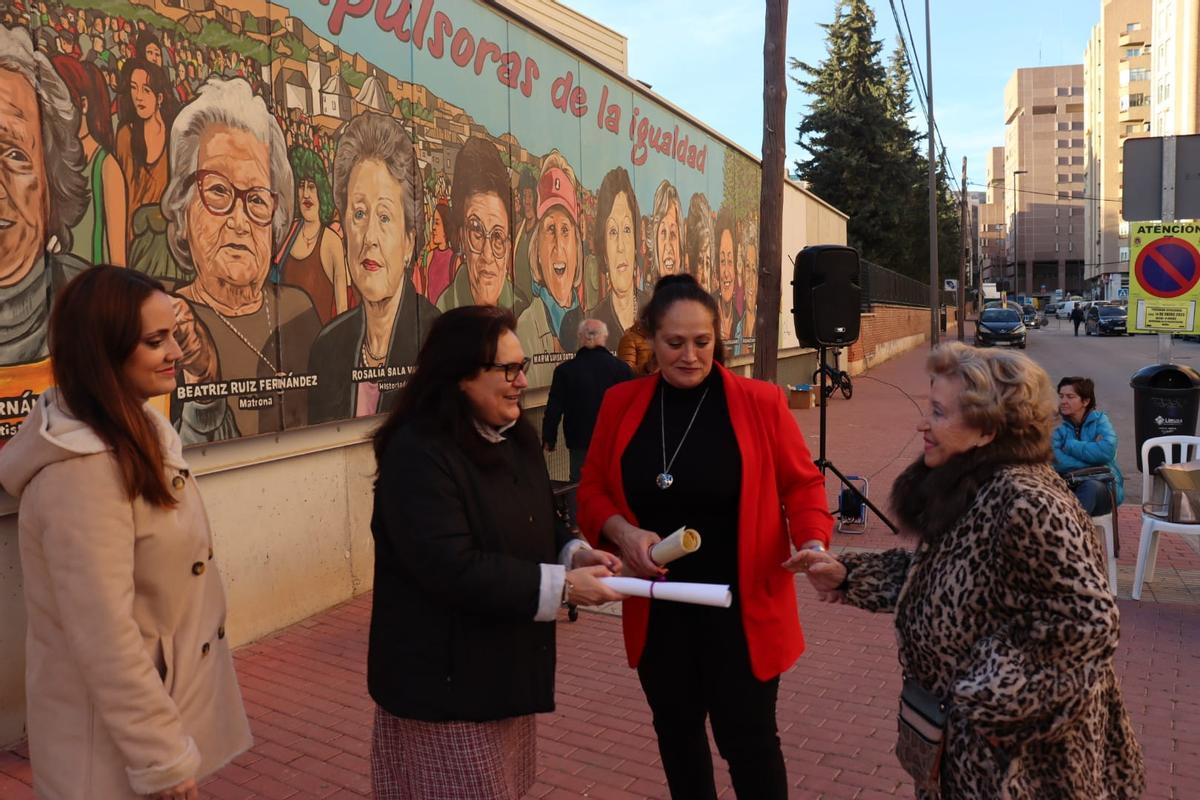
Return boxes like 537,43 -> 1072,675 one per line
1012,169 -> 1027,298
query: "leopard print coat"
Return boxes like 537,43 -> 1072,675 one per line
841,463 -> 1144,799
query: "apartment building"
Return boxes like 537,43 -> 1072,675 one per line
1151,0 -> 1199,136
1084,0 -> 1153,300
966,191 -> 985,279
979,147 -> 1009,285
1004,66 -> 1087,298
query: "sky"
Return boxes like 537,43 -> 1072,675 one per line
567,0 -> 1101,194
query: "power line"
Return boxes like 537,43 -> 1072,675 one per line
965,180 -> 1123,204
981,258 -> 1132,274
897,0 -> 961,190
884,0 -> 962,195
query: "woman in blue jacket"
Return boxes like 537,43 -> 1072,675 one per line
1053,376 -> 1124,514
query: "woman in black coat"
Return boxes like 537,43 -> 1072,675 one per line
368,305 -> 623,800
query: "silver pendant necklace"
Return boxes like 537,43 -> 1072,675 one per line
209,294 -> 278,374
658,383 -> 710,489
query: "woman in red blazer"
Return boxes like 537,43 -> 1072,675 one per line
577,274 -> 832,799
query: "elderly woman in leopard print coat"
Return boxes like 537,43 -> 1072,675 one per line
790,342 -> 1144,799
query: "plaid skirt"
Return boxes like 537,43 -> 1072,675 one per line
370,705 -> 537,800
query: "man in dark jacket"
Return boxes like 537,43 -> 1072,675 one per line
542,318 -> 633,488
1071,303 -> 1085,336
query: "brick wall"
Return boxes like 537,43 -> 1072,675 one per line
844,304 -> 959,375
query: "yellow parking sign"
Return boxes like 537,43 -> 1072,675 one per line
1128,223 -> 1200,333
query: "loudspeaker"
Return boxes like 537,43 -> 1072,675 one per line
792,245 -> 862,347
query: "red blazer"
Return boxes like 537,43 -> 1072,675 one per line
577,364 -> 833,681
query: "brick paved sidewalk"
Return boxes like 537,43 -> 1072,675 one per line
3,584 -> 1194,800
2,343 -> 1196,799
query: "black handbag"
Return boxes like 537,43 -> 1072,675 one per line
1062,464 -> 1121,557
896,676 -> 949,794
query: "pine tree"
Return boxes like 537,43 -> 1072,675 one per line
881,41 -> 927,276
793,0 -> 905,268
934,155 -> 962,280
794,3 -> 960,283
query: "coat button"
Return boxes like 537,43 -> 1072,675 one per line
201,642 -> 210,656
172,476 -> 185,490
218,626 -> 225,640
192,562 -> 205,576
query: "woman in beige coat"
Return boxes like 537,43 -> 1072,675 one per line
0,267 -> 252,800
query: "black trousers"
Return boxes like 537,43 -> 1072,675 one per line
636,601 -> 788,800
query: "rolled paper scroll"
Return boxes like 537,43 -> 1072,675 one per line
600,577 -> 732,608
649,526 -> 701,566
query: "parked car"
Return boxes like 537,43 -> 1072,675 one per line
1085,303 -> 1129,336
1044,302 -> 1059,317
975,306 -> 1027,348
1057,298 -> 1085,319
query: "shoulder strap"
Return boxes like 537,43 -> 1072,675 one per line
91,151 -> 107,262
270,220 -> 302,284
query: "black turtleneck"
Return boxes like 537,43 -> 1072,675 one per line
621,368 -> 741,586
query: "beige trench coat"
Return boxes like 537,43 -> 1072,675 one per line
0,390 -> 252,799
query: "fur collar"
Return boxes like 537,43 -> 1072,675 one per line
891,436 -> 1052,542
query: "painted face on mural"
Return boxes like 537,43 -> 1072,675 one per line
298,178 -> 320,225
431,208 -> 447,250
461,191 -> 509,307
129,67 -> 160,120
186,125 -> 274,302
144,42 -> 162,66
522,187 -> 535,223
604,191 -> 635,297
0,69 -> 48,288
656,203 -> 681,276
345,158 -> 414,305
743,246 -> 758,313
718,229 -> 735,303
654,299 -> 716,390
696,240 -> 713,293
537,207 -> 577,308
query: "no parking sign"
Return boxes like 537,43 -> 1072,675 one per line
1129,223 -> 1200,332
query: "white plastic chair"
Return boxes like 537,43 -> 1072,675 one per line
1092,511 -> 1119,596
1133,435 -> 1200,600
1065,466 -> 1120,595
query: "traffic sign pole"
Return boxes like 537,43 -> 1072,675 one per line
1162,143 -> 1177,365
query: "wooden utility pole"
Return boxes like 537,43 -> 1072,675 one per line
753,0 -> 788,382
958,156 -> 967,341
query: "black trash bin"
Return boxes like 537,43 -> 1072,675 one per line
1130,363 -> 1200,472
940,307 -> 947,332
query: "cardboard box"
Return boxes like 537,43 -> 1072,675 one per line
789,388 -> 819,409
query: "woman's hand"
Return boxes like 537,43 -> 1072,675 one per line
601,516 -> 666,578
565,565 -> 624,605
149,778 -> 198,800
571,546 -> 622,574
782,549 -> 848,603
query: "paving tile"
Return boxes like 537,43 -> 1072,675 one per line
4,343 -> 1195,799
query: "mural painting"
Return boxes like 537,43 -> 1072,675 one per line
0,0 -> 765,443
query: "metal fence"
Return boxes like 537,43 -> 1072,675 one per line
860,260 -> 931,310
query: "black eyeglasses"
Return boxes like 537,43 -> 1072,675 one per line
485,358 -> 531,382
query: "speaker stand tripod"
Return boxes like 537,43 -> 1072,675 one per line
813,345 -> 898,535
